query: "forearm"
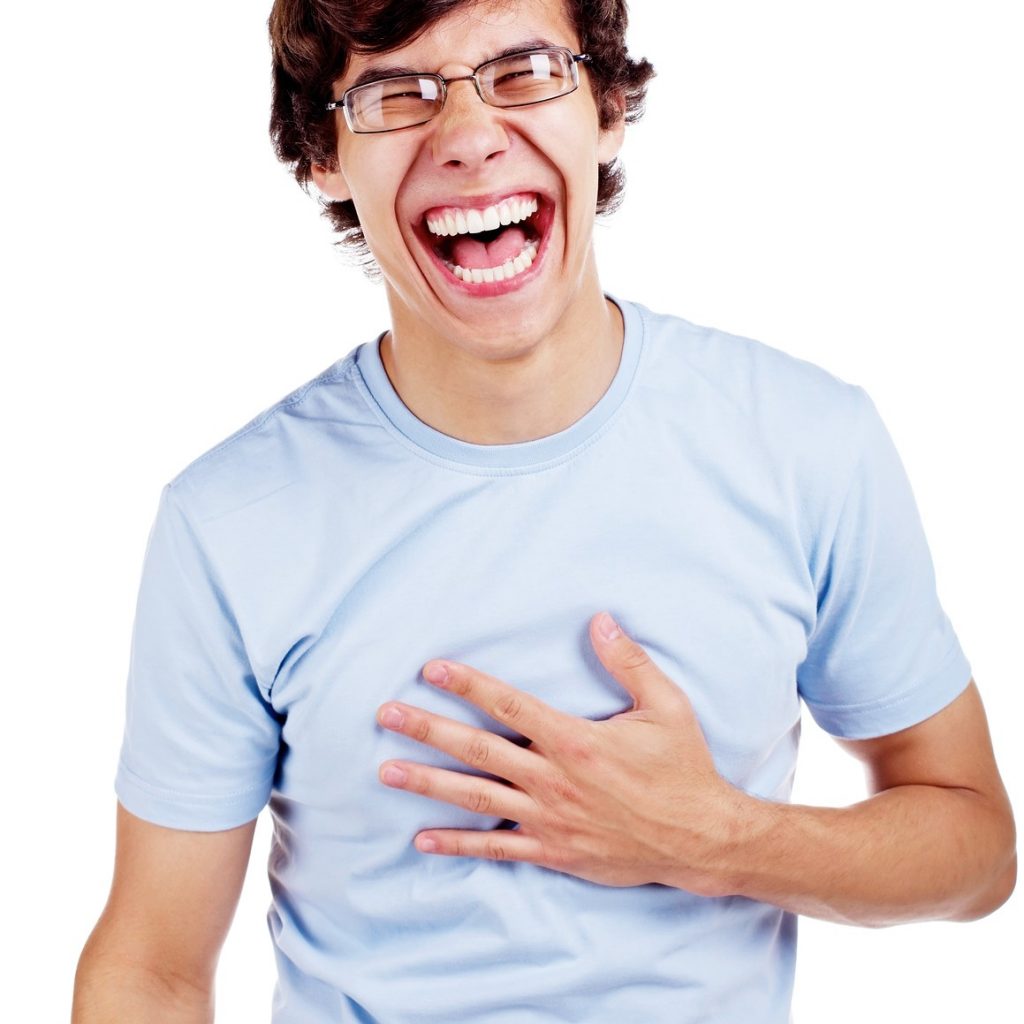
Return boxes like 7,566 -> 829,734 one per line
704,783 -> 1016,927
73,939 -> 213,1024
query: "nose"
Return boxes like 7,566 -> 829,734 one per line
430,79 -> 510,170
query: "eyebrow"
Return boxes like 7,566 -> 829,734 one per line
347,38 -> 562,90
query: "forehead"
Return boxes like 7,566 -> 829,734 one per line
338,0 -> 579,88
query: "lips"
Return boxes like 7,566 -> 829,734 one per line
413,190 -> 553,295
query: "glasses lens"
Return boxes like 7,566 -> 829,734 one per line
347,76 -> 442,132
481,49 -> 577,107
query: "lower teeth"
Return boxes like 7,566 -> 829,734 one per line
446,241 -> 539,284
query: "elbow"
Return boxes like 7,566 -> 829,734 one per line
951,797 -> 1017,922
954,849 -> 1016,921
73,917 -> 215,1021
952,849 -> 1016,921
993,850 -> 1018,912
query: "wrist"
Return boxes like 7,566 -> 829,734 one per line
661,781 -> 769,898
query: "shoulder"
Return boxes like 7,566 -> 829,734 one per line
623,298 -> 887,563
164,347 -> 369,524
627,298 -> 877,468
631,300 -> 867,423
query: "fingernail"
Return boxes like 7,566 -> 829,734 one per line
417,836 -> 439,852
382,764 -> 407,785
381,706 -> 404,728
598,612 -> 622,641
424,662 -> 449,685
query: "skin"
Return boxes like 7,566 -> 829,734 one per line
313,2 -> 1015,920
75,0 -> 1016,1017
73,806 -> 255,1022
377,613 -> 1016,924
311,0 -> 627,446
77,2 -> 634,1016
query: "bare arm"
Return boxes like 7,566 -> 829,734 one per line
715,680 -> 1017,926
73,803 -> 257,1023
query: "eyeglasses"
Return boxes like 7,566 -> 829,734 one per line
327,46 -> 591,134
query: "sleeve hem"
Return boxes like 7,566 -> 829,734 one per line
802,646 -> 973,740
114,762 -> 273,832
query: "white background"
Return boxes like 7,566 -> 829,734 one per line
3,1 -> 1021,1020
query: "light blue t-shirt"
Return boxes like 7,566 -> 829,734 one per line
116,297 -> 971,1023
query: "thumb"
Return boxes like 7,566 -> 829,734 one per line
590,612 -> 673,711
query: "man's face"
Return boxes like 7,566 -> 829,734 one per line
315,0 -> 624,358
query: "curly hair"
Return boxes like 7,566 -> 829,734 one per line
268,0 -> 655,269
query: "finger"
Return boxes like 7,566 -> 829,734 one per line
413,827 -> 546,865
377,702 -> 541,785
589,612 -> 680,711
421,659 -> 576,746
379,759 -> 536,823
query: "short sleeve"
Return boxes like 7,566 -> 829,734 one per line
115,483 -> 282,830
796,390 -> 972,739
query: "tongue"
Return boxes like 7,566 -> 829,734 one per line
451,226 -> 528,270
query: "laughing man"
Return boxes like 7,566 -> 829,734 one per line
74,1 -> 1016,1021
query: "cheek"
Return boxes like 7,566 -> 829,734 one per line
340,139 -> 409,212
349,186 -> 410,263
563,148 -> 601,211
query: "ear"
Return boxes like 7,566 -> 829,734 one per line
596,90 -> 627,164
311,160 -> 352,203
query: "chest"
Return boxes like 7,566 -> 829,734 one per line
256,448 -> 815,818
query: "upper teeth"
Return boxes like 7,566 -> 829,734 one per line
426,196 -> 539,237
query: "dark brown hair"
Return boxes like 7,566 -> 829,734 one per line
268,0 -> 655,269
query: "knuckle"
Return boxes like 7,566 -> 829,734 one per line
495,692 -> 524,723
560,729 -> 598,764
461,736 -> 491,768
547,771 -> 582,805
538,837 -> 570,871
486,841 -> 507,861
468,788 -> 493,815
619,644 -> 650,673
410,716 -> 432,743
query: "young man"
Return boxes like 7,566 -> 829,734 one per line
74,1 -> 1015,1021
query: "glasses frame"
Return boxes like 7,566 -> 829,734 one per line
327,46 -> 592,135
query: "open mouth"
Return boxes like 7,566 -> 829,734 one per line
419,192 -> 550,288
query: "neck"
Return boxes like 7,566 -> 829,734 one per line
379,271 -> 624,446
